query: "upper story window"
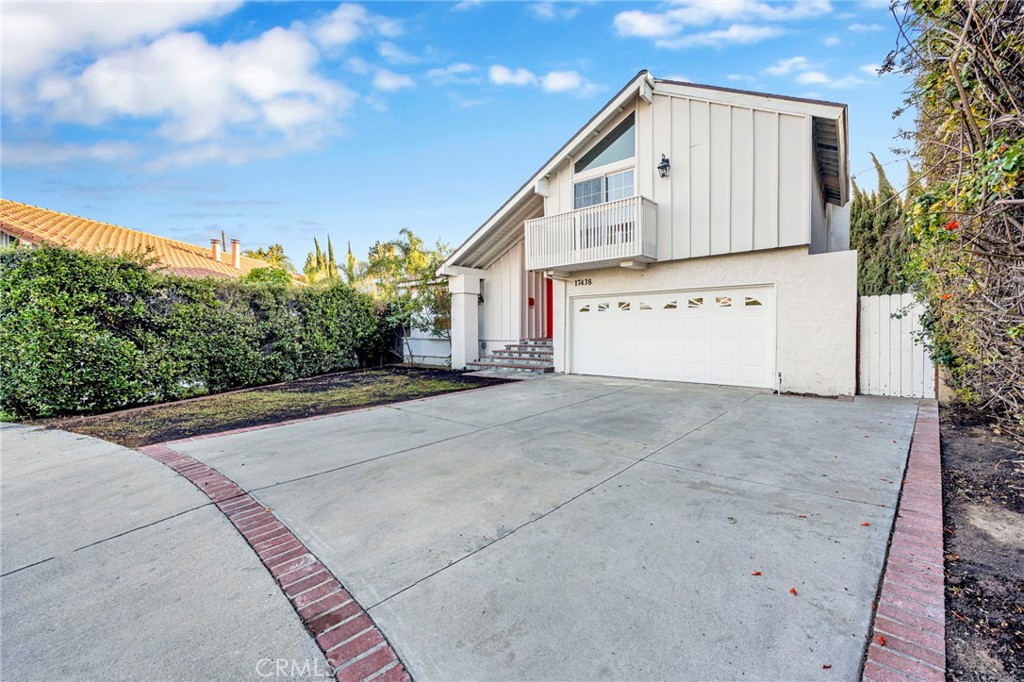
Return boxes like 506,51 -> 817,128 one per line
574,113 -> 635,174
573,169 -> 634,209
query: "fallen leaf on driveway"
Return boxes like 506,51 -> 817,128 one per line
798,514 -> 808,519
822,664 -> 832,669
751,571 -> 762,576
861,522 -> 871,527
727,517 -> 737,524
790,587 -> 798,596
876,636 -> 886,646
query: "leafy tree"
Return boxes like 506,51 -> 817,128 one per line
303,236 -> 340,284
363,228 -> 452,361
341,241 -> 364,286
242,243 -> 294,272
242,266 -> 293,287
850,155 -> 917,296
886,1 -> 1023,435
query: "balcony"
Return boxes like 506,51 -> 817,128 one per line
524,195 -> 658,272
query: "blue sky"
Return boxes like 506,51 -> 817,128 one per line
1,1 -> 909,266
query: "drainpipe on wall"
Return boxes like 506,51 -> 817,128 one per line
230,239 -> 241,269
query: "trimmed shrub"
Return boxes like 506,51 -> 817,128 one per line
0,245 -> 397,418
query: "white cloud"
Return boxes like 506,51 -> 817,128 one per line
614,10 -> 679,38
822,36 -> 841,46
860,63 -> 881,75
313,3 -> 402,48
795,70 -> 831,85
489,65 -> 600,96
614,0 -> 831,45
426,62 -> 479,85
763,56 -> 813,76
489,65 -> 537,86
530,2 -> 580,21
848,22 -> 884,32
377,41 -> 418,64
1,140 -> 140,168
0,1 -> 241,84
794,70 -> 866,89
373,68 -> 415,92
540,70 -> 599,95
726,73 -> 755,82
1,3 -> 433,169
345,57 -> 373,75
662,74 -> 692,83
452,0 -> 485,10
657,24 -> 783,49
829,75 -> 866,88
27,26 -> 354,168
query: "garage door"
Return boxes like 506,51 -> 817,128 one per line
570,286 -> 775,388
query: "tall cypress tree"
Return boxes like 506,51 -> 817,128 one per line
850,154 -> 916,296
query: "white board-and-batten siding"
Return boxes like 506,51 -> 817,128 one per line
543,94 -> 813,264
480,240 -> 547,348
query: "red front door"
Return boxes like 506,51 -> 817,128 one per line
545,277 -> 553,338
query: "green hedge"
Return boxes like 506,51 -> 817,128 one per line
0,245 -> 398,418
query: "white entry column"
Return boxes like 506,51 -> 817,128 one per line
449,273 -> 480,369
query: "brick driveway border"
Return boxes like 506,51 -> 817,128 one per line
863,400 -> 945,681
138,442 -> 412,682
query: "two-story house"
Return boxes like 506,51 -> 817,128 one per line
440,71 -> 856,396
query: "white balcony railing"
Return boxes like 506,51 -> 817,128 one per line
525,195 -> 658,271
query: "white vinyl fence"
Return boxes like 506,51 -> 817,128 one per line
401,329 -> 451,367
859,293 -> 936,398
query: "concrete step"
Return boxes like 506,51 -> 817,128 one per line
465,359 -> 554,374
492,349 -> 554,359
503,343 -> 554,351
469,356 -> 555,368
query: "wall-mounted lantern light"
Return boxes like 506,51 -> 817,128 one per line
657,154 -> 671,178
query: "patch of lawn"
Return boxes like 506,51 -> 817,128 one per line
49,367 -> 509,448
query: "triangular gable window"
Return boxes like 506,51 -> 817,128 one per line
574,113 -> 635,174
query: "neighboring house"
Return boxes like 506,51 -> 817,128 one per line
440,71 -> 856,396
0,199 -> 275,279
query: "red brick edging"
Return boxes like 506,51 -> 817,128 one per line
138,443 -> 411,682
863,400 -> 945,681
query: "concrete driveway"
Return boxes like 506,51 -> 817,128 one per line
166,376 -> 919,681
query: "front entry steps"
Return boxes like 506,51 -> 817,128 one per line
465,338 -> 554,375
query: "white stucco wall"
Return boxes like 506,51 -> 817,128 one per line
552,246 -> 858,396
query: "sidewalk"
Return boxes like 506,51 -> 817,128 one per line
1,424 -> 326,681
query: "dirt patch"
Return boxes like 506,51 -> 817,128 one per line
941,405 -> 1024,680
46,366 -> 511,448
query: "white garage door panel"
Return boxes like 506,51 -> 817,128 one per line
571,286 -> 775,388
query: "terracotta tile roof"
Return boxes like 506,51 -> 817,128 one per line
0,198 -> 277,279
